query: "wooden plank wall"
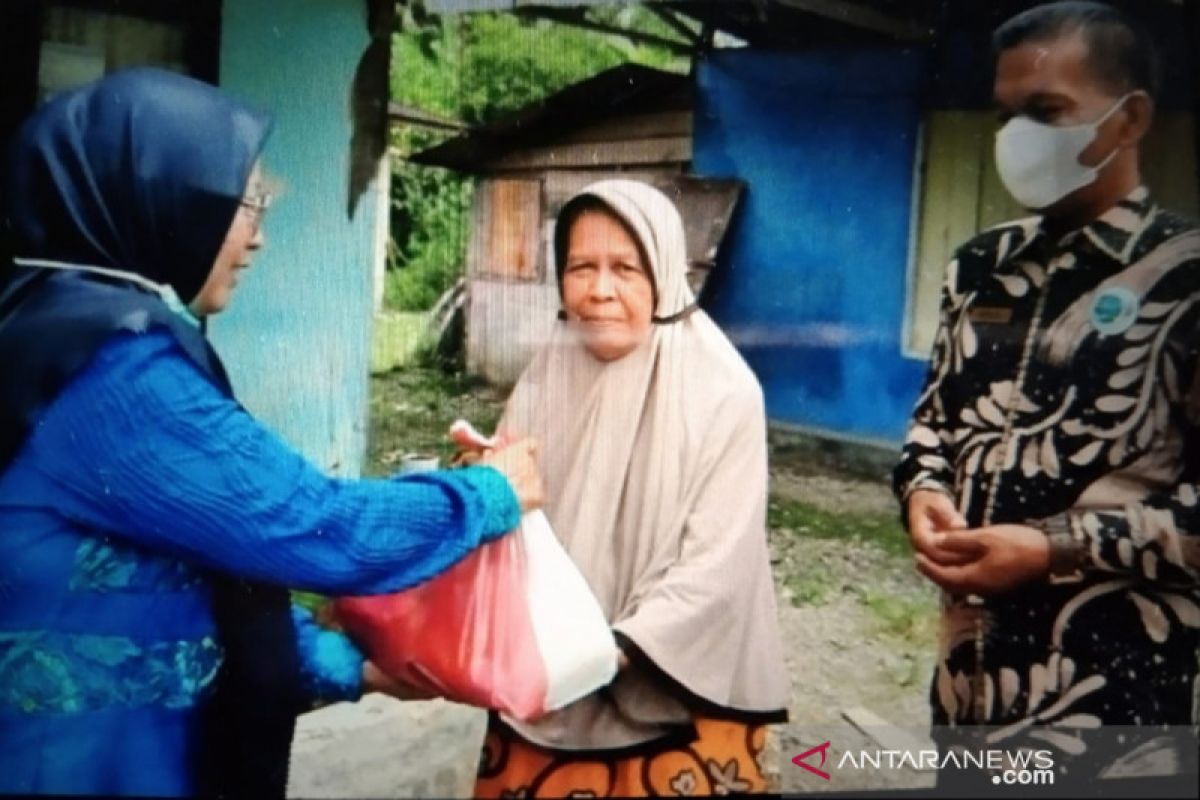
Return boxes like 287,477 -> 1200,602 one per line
470,178 -> 542,281
1143,113 -> 1200,219
909,111 -> 1022,355
908,110 -> 1199,356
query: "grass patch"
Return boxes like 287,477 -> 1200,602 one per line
366,365 -> 506,476
856,587 -> 938,642
782,570 -> 836,607
769,496 -> 937,659
856,588 -> 938,685
371,311 -> 432,374
767,496 -> 909,558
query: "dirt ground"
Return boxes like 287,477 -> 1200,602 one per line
765,462 -> 938,794
288,375 -> 942,797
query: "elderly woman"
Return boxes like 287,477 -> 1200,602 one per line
473,180 -> 789,798
0,69 -> 541,797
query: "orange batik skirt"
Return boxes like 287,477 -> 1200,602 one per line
475,715 -> 771,798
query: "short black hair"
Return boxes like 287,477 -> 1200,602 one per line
993,2 -> 1161,99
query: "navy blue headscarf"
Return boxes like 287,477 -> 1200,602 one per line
0,67 -> 271,464
0,68 -> 304,798
9,66 -> 267,300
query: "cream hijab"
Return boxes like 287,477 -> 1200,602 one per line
500,180 -> 789,751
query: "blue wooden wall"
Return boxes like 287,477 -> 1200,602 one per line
693,48 -> 930,446
213,0 -> 381,475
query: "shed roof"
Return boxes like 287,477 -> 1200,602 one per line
388,102 -> 469,132
425,1 -> 1195,49
408,63 -> 690,172
425,1 -> 939,45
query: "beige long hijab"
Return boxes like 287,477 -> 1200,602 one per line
500,180 -> 789,751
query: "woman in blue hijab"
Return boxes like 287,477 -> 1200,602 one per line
0,68 -> 542,797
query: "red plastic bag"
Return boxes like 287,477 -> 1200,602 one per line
334,511 -> 617,722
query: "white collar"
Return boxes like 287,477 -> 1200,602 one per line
13,257 -> 200,327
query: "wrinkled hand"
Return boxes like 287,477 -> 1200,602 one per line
906,489 -> 975,566
914,524 -> 1050,596
450,450 -> 483,467
362,661 -> 437,701
448,420 -> 509,466
450,435 -> 514,467
480,438 -> 544,513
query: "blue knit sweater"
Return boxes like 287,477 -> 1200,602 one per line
0,330 -> 520,796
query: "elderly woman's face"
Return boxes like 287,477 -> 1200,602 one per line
188,162 -> 268,317
562,210 -> 655,362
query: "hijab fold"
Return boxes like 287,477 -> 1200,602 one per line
501,180 -> 789,751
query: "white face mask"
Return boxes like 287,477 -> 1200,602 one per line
994,93 -> 1131,210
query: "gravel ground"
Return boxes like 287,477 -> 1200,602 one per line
766,467 -> 938,794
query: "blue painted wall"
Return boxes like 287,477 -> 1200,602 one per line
214,0 -> 381,475
693,48 -> 929,445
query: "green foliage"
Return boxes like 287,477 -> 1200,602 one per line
384,135 -> 472,312
391,6 -> 465,119
454,13 -> 680,126
391,2 -> 687,124
385,1 -> 689,313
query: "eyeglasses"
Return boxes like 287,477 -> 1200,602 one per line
239,192 -> 273,228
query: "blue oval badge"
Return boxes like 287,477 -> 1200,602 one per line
1090,286 -> 1139,336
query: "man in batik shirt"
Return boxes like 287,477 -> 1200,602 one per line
894,2 -> 1199,791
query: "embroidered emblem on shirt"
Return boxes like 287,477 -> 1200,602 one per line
1090,287 -> 1139,336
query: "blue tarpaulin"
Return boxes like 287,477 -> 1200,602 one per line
694,47 -> 930,445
